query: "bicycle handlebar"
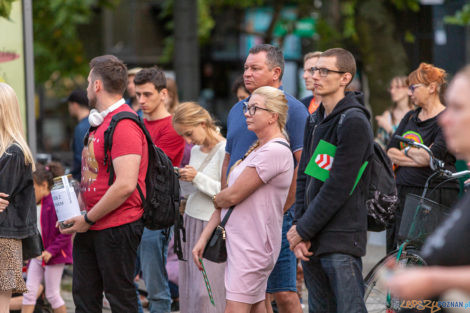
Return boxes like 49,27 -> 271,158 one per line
393,135 -> 444,171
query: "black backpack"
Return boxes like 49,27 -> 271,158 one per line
101,111 -> 185,259
338,109 -> 398,232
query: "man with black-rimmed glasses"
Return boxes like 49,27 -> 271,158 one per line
287,48 -> 374,313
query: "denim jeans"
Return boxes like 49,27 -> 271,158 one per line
135,249 -> 143,313
302,253 -> 366,313
139,228 -> 172,313
267,210 -> 297,293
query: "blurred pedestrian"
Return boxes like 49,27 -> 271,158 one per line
165,77 -> 193,168
375,76 -> 413,149
126,67 -> 143,116
386,63 -> 459,253
67,89 -> 90,182
61,55 -> 147,313
231,76 -> 250,102
193,86 -> 294,313
221,44 -> 307,313
288,48 -> 373,313
173,101 -> 226,313
301,51 -> 322,114
165,77 -> 180,115
22,162 -> 72,313
134,67 -> 185,313
387,65 -> 470,300
0,82 -> 37,313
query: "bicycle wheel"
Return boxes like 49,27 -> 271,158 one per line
364,249 -> 427,313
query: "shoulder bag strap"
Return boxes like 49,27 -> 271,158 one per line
196,140 -> 225,173
220,206 -> 234,227
274,140 -> 290,150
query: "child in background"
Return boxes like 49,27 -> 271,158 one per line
21,162 -> 72,313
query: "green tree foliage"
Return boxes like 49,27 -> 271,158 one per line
165,0 -> 418,115
445,3 -> 470,26
315,0 -> 420,116
33,0 -> 119,88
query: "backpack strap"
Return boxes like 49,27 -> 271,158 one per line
337,108 -> 373,195
103,112 -> 151,198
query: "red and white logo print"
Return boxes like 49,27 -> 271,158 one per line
315,154 -> 333,171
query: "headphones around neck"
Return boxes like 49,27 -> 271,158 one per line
88,99 -> 126,127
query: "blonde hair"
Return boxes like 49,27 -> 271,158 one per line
172,101 -> 220,142
230,86 -> 289,172
0,83 -> 34,168
252,86 -> 289,140
390,76 -> 412,111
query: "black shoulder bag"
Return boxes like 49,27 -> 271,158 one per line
202,206 -> 234,263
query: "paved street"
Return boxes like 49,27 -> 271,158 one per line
61,231 -> 387,313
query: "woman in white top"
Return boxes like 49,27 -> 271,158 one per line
173,102 -> 226,313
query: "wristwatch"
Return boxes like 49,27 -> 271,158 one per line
84,213 -> 96,225
404,146 -> 411,157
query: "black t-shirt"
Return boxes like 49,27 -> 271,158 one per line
422,191 -> 470,266
387,108 -> 458,188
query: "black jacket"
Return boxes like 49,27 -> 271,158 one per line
294,92 -> 373,257
300,95 -> 314,110
0,144 -> 38,239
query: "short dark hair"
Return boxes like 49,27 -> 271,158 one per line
67,89 -> 88,108
248,44 -> 285,80
133,66 -> 167,91
320,48 -> 356,85
89,55 -> 127,95
231,76 -> 249,95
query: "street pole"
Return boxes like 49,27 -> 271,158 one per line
174,0 -> 199,101
23,0 -> 36,156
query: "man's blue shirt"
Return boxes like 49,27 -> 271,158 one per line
225,89 -> 308,173
126,98 -> 143,117
72,117 -> 90,181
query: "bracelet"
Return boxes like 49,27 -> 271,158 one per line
84,213 -> 96,225
404,146 -> 411,157
212,195 -> 217,202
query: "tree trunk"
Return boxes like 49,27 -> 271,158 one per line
174,0 -> 199,101
355,0 -> 408,117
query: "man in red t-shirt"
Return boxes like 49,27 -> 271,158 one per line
134,67 -> 185,313
61,55 -> 148,313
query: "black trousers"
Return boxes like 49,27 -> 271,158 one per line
72,219 -> 144,313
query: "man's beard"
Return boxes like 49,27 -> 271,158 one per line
88,95 -> 97,109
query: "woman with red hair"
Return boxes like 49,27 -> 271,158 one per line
386,63 -> 459,253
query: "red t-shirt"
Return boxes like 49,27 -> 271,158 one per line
144,116 -> 185,167
81,105 -> 148,230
